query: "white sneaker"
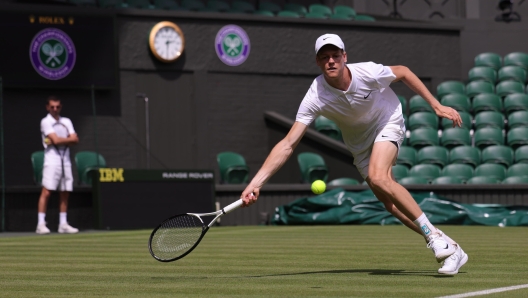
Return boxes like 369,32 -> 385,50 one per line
36,223 -> 50,235
58,223 -> 79,234
427,233 -> 456,263
438,244 -> 468,275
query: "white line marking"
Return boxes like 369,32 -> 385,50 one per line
437,284 -> 528,298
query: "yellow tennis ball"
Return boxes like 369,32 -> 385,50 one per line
311,180 -> 326,194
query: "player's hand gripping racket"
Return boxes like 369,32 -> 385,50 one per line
148,198 -> 246,262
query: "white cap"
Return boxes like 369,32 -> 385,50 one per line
315,34 -> 345,54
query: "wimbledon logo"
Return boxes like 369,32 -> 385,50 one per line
215,25 -> 250,66
29,28 -> 76,80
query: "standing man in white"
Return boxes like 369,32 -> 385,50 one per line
241,34 -> 468,275
37,96 -> 79,234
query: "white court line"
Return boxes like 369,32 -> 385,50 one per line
437,284 -> 528,298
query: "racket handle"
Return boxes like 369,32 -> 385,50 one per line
223,199 -> 244,214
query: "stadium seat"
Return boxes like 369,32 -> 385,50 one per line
502,176 -> 528,184
436,81 -> 465,99
258,1 -> 280,14
333,5 -> 356,18
474,163 -> 507,181
441,111 -> 472,130
409,95 -> 434,114
309,4 -> 332,16
304,12 -> 328,19
31,151 -> 45,185
277,10 -> 300,17
408,164 -> 441,183
471,93 -> 503,114
282,3 -> 307,16
392,164 -> 409,180
449,146 -> 481,168
498,66 -> 527,83
515,145 -> 528,163
230,1 -> 255,13
153,0 -> 180,9
496,81 -> 525,98
503,93 -> 528,115
354,14 -> 376,21
508,111 -> 528,129
468,66 -> 497,84
474,127 -> 504,149
503,52 -> 528,70
440,93 -> 471,113
507,127 -> 528,149
466,81 -> 494,98
127,0 -> 154,9
474,52 -> 502,71
441,127 -> 471,149
205,0 -> 230,12
99,0 -> 126,8
408,112 -> 439,130
398,176 -> 429,185
432,176 -> 463,184
474,111 -> 505,130
507,163 -> 528,178
297,152 -> 328,183
398,95 -> 407,115
417,146 -> 449,168
75,151 -> 107,185
409,127 -> 439,149
441,164 -> 474,183
315,116 -> 342,141
181,0 -> 205,10
327,177 -> 360,186
481,145 -> 514,167
466,176 -> 501,184
216,151 -> 249,184
254,9 -> 274,16
397,146 -> 417,168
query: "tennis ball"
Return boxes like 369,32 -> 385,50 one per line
311,180 -> 326,194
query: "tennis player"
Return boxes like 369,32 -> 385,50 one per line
36,96 -> 79,234
241,34 -> 468,275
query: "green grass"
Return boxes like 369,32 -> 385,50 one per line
1,226 -> 527,297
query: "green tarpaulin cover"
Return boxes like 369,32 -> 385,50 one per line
272,188 -> 528,226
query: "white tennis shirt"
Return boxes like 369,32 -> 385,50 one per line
296,62 -> 404,156
41,113 -> 76,166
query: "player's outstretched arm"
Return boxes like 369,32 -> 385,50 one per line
390,65 -> 462,128
241,121 -> 308,207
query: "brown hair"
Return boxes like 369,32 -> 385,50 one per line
46,95 -> 61,105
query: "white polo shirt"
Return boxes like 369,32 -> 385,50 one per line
296,62 -> 405,165
41,113 -> 75,166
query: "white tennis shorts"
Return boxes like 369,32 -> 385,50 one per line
42,164 -> 73,191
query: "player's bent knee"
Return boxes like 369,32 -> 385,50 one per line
368,176 -> 392,191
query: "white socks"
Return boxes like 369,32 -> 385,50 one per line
413,213 -> 438,239
60,212 -> 67,225
38,212 -> 46,225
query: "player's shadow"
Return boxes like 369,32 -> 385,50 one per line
245,269 -> 455,278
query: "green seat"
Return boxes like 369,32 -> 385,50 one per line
408,164 -> 441,183
354,14 -> 375,21
397,146 -> 417,168
297,152 -> 328,183
397,95 -> 407,115
258,1 -> 280,14
31,151 -> 45,185
329,13 -> 353,20
471,93 -> 503,114
154,0 -> 180,9
127,0 -> 154,9
508,111 -> 528,129
231,1 -> 255,13
507,127 -> 528,149
99,0 -> 126,8
181,0 -> 205,10
481,145 -> 514,167
441,111 -> 472,130
441,127 -> 471,149
409,128 -> 439,149
409,95 -> 434,114
327,177 -> 359,186
502,176 -> 528,184
408,112 -> 438,130
205,0 -> 230,11
392,164 -> 409,180
333,5 -> 356,17
449,146 -> 481,168
277,10 -> 300,17
398,176 -> 429,185
432,176 -> 463,185
498,66 -> 527,83
466,81 -> 495,98
474,111 -> 505,130
75,151 -> 107,185
441,164 -> 474,183
467,176 -> 501,184
504,93 -> 528,115
468,66 -> 497,84
283,3 -> 307,16
253,9 -> 274,16
503,52 -> 528,70
437,81 -> 465,99
496,81 -> 525,98
309,4 -> 332,16
474,127 -> 504,149
417,146 -> 449,168
315,116 -> 342,141
474,52 -> 502,71
515,145 -> 528,163
304,12 -> 328,19
507,163 -> 528,177
216,151 -> 249,184
440,93 -> 471,113
474,163 -> 507,181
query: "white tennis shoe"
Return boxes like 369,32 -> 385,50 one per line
36,223 -> 51,235
438,244 -> 468,275
58,223 -> 79,234
427,233 -> 456,263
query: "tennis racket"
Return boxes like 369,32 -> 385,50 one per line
148,198 -> 245,262
52,122 -> 69,190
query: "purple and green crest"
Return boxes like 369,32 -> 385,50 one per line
29,28 -> 76,80
215,25 -> 250,66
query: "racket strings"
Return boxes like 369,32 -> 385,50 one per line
150,214 -> 204,260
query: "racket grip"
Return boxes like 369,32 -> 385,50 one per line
223,199 -> 244,214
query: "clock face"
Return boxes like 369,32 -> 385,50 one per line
149,22 -> 185,63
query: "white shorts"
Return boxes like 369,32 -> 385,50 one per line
42,164 -> 73,192
354,122 -> 406,179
